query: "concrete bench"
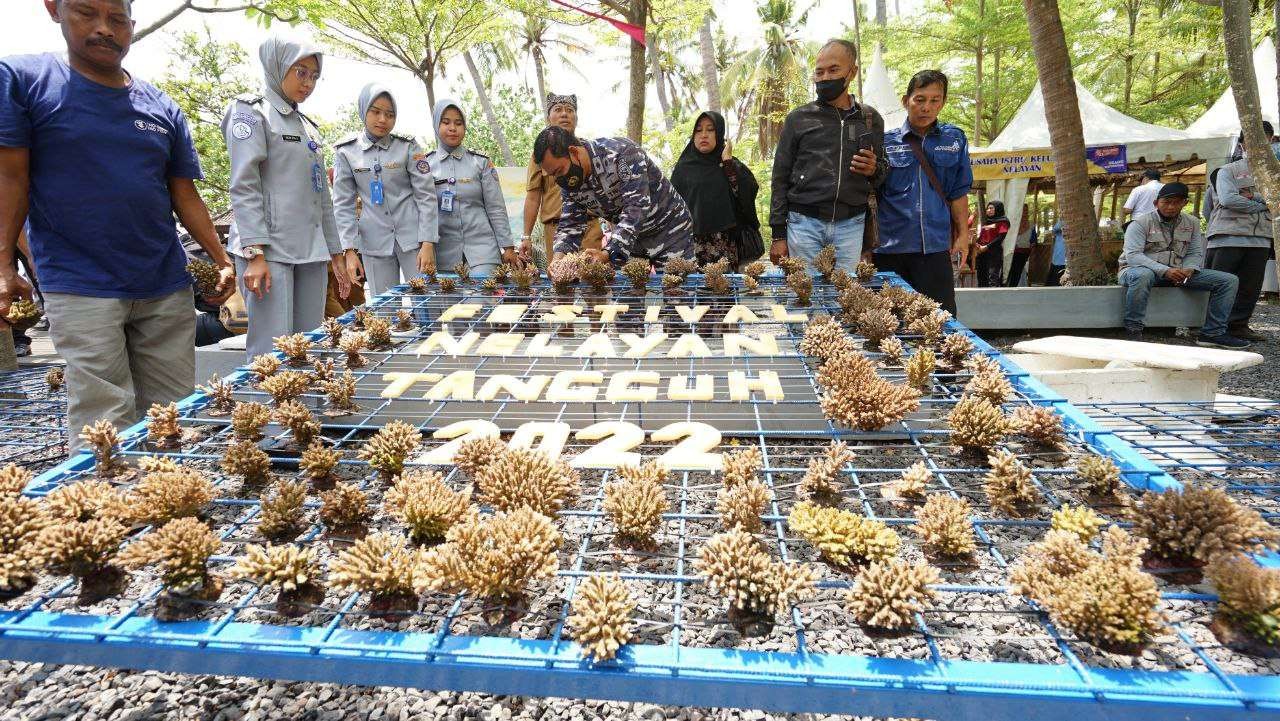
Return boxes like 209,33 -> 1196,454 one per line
195,335 -> 246,382
1008,335 -> 1264,403
955,285 -> 1209,330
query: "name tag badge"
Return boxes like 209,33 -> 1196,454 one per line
283,134 -> 302,143
440,188 -> 455,213
311,163 -> 324,193
370,179 -> 384,206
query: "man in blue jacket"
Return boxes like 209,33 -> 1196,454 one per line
873,70 -> 971,313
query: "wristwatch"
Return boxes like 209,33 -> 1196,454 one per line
242,245 -> 264,260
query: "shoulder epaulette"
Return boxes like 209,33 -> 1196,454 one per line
333,133 -> 360,148
467,149 -> 490,159
233,93 -> 264,105
390,131 -> 416,144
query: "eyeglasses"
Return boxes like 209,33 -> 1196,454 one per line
292,67 -> 322,84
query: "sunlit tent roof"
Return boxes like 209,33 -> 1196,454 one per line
1188,37 -> 1277,136
983,80 -> 1232,164
862,48 -> 906,129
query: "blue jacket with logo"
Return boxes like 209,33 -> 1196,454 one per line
876,121 -> 972,255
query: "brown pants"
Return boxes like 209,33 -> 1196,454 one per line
544,219 -> 604,258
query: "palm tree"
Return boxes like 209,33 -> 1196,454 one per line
1022,0 -> 1107,285
462,46 -> 515,165
649,26 -> 703,128
1220,0 -> 1280,276
722,0 -> 814,154
516,12 -> 590,113
700,11 -> 721,113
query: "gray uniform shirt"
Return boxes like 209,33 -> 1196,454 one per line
332,131 -> 438,256
425,146 -> 513,270
1118,211 -> 1204,279
222,88 -> 341,264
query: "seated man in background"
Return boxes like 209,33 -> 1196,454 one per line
1118,182 -> 1246,349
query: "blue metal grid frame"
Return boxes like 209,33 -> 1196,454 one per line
1077,398 -> 1280,568
0,273 -> 1276,720
0,365 -> 67,471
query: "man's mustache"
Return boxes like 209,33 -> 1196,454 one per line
87,37 -> 123,53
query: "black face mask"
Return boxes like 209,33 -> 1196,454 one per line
556,159 -> 585,191
816,77 -> 848,103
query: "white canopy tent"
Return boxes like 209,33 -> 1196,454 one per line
978,80 -> 1234,276
862,48 -> 906,129
1188,38 -> 1277,136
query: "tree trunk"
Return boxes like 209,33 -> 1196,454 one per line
625,0 -> 649,144
1221,0 -> 1280,288
974,0 -> 985,144
851,0 -> 863,98
1022,0 -> 1108,285
991,47 -> 1001,141
1122,0 -> 1138,112
875,0 -> 886,25
420,69 -> 437,115
533,47 -> 547,113
699,11 -> 722,114
650,35 -> 674,131
463,50 -> 514,165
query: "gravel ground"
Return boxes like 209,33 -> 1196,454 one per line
0,663 -> 906,721
982,297 -> 1280,401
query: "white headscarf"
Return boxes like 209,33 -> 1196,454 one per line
258,35 -> 324,102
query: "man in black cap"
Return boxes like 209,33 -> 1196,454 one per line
1118,182 -> 1246,348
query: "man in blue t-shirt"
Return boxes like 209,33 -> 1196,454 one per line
874,70 -> 972,314
0,0 -> 234,452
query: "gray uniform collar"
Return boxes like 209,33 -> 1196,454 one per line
263,87 -> 295,116
437,144 -> 466,160
361,132 -> 391,151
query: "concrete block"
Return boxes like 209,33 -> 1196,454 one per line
955,285 -> 1209,330
1265,260 -> 1278,293
195,344 -> 245,382
1012,335 -> 1264,372
1006,353 -> 1219,404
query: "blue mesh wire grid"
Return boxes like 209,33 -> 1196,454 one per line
0,364 -> 67,472
0,274 -> 1276,720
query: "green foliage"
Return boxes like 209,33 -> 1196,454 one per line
156,27 -> 254,214
459,86 -> 540,166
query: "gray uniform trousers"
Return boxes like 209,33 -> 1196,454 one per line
236,257 -> 329,359
45,289 -> 195,454
363,245 -> 422,298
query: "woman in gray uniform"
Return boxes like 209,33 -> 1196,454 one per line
332,83 -> 438,296
222,35 -> 349,358
426,99 -> 517,275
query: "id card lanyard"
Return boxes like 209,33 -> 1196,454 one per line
306,133 -> 323,193
439,176 -> 456,213
370,159 -> 385,206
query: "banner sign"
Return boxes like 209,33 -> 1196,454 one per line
970,144 -> 1128,181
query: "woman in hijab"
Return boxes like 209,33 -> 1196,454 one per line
222,35 -> 349,358
424,99 -> 516,276
332,83 -> 438,297
670,111 -> 761,267
974,200 -> 1009,287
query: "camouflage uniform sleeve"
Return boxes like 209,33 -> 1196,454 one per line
608,143 -> 654,266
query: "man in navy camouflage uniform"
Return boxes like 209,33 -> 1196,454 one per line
533,126 -> 694,268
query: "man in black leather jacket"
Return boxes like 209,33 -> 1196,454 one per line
770,39 -> 887,272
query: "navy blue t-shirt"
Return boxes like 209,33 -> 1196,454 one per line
0,53 -> 201,298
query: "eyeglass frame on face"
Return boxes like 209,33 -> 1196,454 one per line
293,66 -> 322,84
